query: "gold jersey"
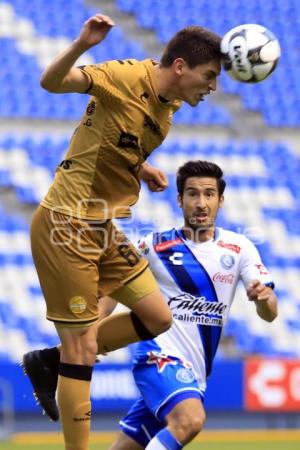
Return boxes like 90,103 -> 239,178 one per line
41,59 -> 181,220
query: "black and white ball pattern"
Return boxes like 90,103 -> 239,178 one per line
221,24 -> 281,83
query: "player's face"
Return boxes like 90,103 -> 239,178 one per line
174,59 -> 221,106
178,177 -> 224,232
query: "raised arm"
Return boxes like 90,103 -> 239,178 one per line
40,14 -> 115,93
246,280 -> 278,322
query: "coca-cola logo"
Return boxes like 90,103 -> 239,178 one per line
213,272 -> 234,284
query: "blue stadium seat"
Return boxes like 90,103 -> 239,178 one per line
116,0 -> 300,126
1,132 -> 300,360
0,1 -> 232,125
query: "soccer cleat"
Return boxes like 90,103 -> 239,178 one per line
22,350 -> 59,422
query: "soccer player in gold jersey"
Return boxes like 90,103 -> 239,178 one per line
22,13 -> 222,450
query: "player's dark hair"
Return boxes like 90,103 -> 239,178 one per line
176,160 -> 226,197
160,26 -> 222,68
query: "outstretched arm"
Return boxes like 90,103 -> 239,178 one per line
40,14 -> 115,93
246,279 -> 278,322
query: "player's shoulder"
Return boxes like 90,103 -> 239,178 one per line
83,58 -> 145,77
105,58 -> 147,75
153,227 -> 177,239
137,232 -> 152,256
216,228 -> 254,252
137,228 -> 176,254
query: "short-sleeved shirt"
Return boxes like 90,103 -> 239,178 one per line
133,227 -> 274,387
41,59 -> 181,220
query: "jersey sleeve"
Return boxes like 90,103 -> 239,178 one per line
78,61 -> 126,103
136,233 -> 155,265
239,237 -> 274,288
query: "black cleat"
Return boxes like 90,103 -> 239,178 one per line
22,350 -> 59,422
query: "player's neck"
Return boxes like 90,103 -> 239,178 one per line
182,226 -> 215,243
154,65 -> 178,101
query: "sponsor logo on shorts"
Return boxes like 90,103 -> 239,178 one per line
176,368 -> 195,383
69,296 -> 87,314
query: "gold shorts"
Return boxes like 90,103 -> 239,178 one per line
31,206 -> 156,325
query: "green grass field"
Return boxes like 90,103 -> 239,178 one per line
2,430 -> 300,450
2,445 -> 300,450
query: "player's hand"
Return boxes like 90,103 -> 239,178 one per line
246,280 -> 273,302
77,14 -> 115,48
138,162 -> 168,192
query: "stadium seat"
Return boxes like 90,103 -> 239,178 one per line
0,1 -> 231,125
117,0 -> 300,126
1,135 -> 299,360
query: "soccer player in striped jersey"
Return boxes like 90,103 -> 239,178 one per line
108,160 -> 278,450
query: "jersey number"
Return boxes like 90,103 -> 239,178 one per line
117,244 -> 140,267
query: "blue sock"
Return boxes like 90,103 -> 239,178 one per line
145,428 -> 183,450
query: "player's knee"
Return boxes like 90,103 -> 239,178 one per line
81,338 -> 98,364
146,308 -> 172,336
59,330 -> 98,365
130,309 -> 172,340
169,410 -> 205,443
61,340 -> 97,366
188,412 -> 205,437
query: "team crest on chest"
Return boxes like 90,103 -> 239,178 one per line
220,254 -> 235,270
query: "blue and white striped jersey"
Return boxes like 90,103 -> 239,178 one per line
133,227 -> 274,393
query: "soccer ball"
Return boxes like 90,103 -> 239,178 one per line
221,24 -> 281,83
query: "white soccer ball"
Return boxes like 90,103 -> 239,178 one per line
221,24 -> 281,83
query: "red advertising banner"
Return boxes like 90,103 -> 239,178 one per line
245,359 -> 300,411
